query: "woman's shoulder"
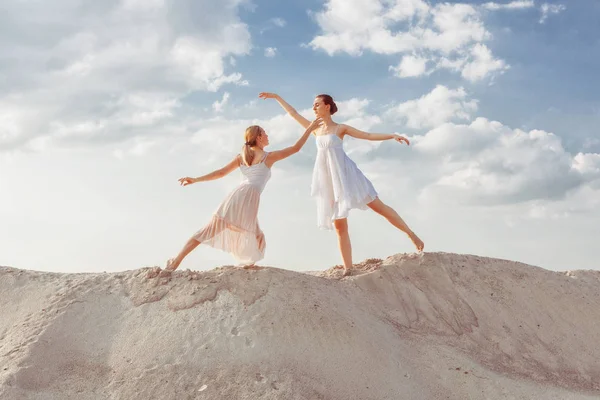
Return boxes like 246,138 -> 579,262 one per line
334,123 -> 349,138
333,123 -> 348,134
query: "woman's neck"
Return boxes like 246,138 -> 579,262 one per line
321,115 -> 334,126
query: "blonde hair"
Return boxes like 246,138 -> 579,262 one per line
241,125 -> 263,166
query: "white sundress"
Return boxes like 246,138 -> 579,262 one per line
192,152 -> 271,264
311,125 -> 378,230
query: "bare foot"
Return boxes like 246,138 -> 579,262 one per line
165,258 -> 180,271
242,264 -> 262,270
146,267 -> 161,279
146,266 -> 174,279
342,267 -> 352,277
409,232 -> 424,252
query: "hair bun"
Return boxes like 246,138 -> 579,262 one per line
317,94 -> 338,115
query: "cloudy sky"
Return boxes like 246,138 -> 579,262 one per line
1,0 -> 599,273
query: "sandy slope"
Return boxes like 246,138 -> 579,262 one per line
1,252 -> 599,400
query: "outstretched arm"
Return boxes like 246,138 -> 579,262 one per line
179,155 -> 241,186
259,92 -> 311,129
341,124 -> 410,145
266,118 -> 322,165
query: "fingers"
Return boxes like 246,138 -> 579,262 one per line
258,92 -> 274,99
395,136 -> 410,145
178,177 -> 192,186
309,118 -> 323,130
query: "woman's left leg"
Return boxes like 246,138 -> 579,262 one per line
166,237 -> 201,271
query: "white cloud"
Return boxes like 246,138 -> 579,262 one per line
114,93 -> 181,127
390,55 -> 429,78
539,3 -> 566,23
572,153 -> 600,176
435,44 -> 509,83
0,0 -> 252,154
260,17 -> 287,34
525,185 -> 600,220
120,0 -> 166,12
264,47 -> 278,58
0,107 -> 27,145
482,1 -> 535,11
271,17 -> 287,28
170,36 -> 249,91
49,120 -> 107,139
113,136 -> 162,159
583,137 -> 600,150
386,85 -> 478,129
415,119 -> 599,206
461,44 -> 509,82
212,92 -> 231,113
309,0 -> 507,82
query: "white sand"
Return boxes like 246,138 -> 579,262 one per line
1,252 -> 599,399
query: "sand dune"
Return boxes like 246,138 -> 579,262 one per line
1,252 -> 599,399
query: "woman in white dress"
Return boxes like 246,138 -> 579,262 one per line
165,118 -> 323,271
259,92 -> 424,276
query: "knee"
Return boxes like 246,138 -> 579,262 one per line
383,204 -> 394,217
376,202 -> 393,217
333,219 -> 348,234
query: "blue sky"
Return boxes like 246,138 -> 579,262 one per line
1,0 -> 598,273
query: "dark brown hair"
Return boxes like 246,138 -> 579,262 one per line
317,94 -> 338,115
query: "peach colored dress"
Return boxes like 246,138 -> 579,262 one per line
192,152 -> 271,264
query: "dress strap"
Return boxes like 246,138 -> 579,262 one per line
260,151 -> 269,163
335,124 -> 342,136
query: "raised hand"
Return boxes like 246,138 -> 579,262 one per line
307,117 -> 323,132
258,92 -> 279,100
178,177 -> 197,186
394,134 -> 410,145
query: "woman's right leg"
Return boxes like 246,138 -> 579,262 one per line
333,218 -> 353,275
367,198 -> 424,252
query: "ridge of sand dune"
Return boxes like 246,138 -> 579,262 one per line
1,252 -> 599,399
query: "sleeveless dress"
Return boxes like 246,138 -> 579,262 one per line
311,125 -> 378,230
192,152 -> 271,264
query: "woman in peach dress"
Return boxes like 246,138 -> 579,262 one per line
166,119 -> 322,271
